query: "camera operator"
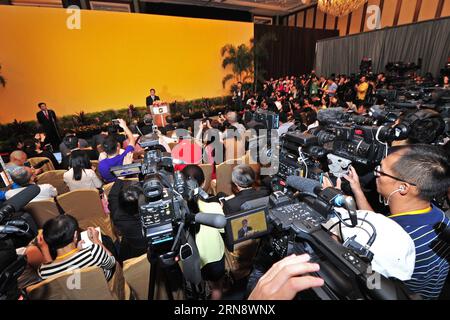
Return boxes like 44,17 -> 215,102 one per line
222,165 -> 270,215
107,180 -> 147,261
338,144 -> 450,299
181,165 -> 226,300
248,254 -> 324,300
98,119 -> 136,183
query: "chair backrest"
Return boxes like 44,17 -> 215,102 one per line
91,160 -> 99,175
123,254 -> 185,300
26,266 -> 116,300
107,262 -> 131,300
223,138 -> 246,162
102,182 -> 115,198
199,163 -> 213,193
168,141 -> 177,150
36,170 -> 69,195
215,159 -> 241,195
29,157 -> 55,173
24,199 -> 61,228
56,189 -> 116,241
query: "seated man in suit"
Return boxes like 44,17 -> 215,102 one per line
222,164 -> 270,215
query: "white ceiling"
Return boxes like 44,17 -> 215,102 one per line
142,0 -> 317,16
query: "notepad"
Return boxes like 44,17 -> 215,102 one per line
80,227 -> 102,249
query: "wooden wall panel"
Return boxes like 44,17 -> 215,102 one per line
397,0 -> 416,25
349,5 -> 364,34
305,7 -> 314,28
338,14 -> 349,36
381,0 -> 397,27
326,12 -> 336,29
442,0 -> 450,17
316,8 -> 325,29
288,13 -> 295,26
297,11 -> 305,27
418,0 -> 440,21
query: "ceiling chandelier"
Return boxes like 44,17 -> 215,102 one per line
317,0 -> 367,17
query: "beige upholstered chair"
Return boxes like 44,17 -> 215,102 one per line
26,266 -> 116,300
215,159 -> 241,195
123,254 -> 185,300
24,199 -> 61,228
36,170 -> 69,195
199,163 -> 213,193
28,157 -> 55,173
56,189 -> 116,242
102,182 -> 115,198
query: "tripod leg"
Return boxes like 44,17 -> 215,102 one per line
148,258 -> 157,300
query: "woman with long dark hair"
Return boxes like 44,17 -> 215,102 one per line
63,150 -> 102,191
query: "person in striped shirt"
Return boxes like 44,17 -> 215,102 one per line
343,144 -> 450,299
37,215 -> 116,281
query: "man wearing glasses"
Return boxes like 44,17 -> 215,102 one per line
340,144 -> 450,300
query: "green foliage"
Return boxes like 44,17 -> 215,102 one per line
221,34 -> 277,92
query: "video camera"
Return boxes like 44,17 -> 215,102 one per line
223,177 -> 419,300
0,185 -> 40,300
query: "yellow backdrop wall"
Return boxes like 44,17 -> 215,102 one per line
0,6 -> 253,123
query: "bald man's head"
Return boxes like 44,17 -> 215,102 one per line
9,150 -> 27,166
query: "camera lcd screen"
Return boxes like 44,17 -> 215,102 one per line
225,207 -> 269,249
110,163 -> 141,177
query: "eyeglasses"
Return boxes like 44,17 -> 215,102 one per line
373,165 -> 417,186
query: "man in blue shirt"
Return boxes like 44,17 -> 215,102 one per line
343,144 -> 450,299
98,119 -> 136,183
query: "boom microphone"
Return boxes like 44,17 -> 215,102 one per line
0,185 -> 40,223
194,213 -> 226,229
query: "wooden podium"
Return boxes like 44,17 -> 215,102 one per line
150,103 -> 170,128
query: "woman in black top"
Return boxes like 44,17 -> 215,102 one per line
23,138 -> 60,169
108,180 -> 147,261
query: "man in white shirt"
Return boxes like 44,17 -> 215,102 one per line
323,208 -> 416,281
6,166 -> 57,202
277,113 -> 295,136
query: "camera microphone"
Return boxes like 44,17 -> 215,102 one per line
194,213 -> 226,229
0,185 -> 40,223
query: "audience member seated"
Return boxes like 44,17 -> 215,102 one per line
98,119 -> 136,183
341,144 -> 450,299
6,150 -> 43,176
60,134 -> 99,170
59,130 -> 89,157
63,150 -> 103,191
107,179 -> 147,262
37,215 -> 116,281
6,166 -> 57,202
222,164 -> 269,215
23,138 -> 60,170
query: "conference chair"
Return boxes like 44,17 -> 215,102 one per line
123,254 -> 185,300
199,163 -> 213,194
215,158 -> 241,195
102,182 -> 114,198
26,266 -> 116,300
91,160 -> 99,174
24,199 -> 61,229
36,170 -> 69,195
56,189 -> 117,242
29,157 -> 55,173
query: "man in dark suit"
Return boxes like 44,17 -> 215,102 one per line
237,219 -> 253,239
36,102 -> 61,149
146,88 -> 160,109
223,164 -> 270,215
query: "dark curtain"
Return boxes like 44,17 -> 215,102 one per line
254,24 -> 338,79
315,17 -> 450,77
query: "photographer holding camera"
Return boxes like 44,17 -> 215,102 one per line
333,144 -> 450,299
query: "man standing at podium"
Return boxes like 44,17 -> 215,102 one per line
36,102 -> 61,150
146,88 -> 160,110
